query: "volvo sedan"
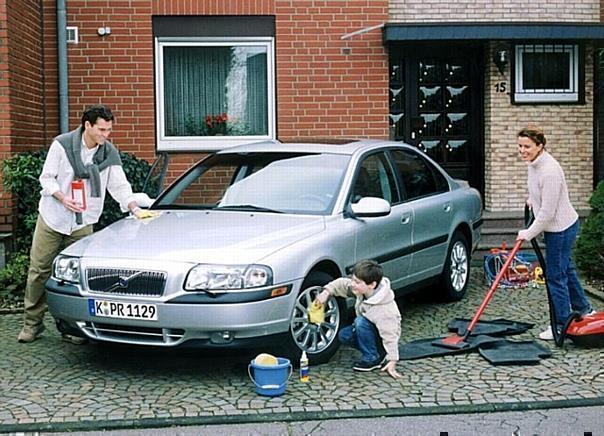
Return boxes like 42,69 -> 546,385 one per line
46,139 -> 483,363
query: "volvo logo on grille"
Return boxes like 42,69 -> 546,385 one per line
104,271 -> 144,293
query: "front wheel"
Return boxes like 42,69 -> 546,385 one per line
284,271 -> 345,365
439,231 -> 470,302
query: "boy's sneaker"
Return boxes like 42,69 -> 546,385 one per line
17,323 -> 46,343
353,359 -> 383,372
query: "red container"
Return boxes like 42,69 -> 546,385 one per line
71,179 -> 87,210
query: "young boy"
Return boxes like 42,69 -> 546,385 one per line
315,260 -> 402,379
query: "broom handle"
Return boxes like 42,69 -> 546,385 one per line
463,239 -> 524,338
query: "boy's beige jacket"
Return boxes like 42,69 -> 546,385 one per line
324,277 -> 401,361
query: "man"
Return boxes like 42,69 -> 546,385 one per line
17,105 -> 147,344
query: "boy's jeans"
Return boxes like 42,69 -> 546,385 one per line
338,316 -> 385,363
543,219 -> 592,330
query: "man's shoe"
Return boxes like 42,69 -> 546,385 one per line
17,324 -> 46,343
62,334 -> 87,345
538,326 -> 555,341
353,359 -> 382,372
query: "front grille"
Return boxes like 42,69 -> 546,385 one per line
87,268 -> 167,297
82,321 -> 184,345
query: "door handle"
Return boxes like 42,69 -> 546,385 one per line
401,213 -> 411,224
443,203 -> 451,213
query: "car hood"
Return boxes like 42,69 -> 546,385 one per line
63,210 -> 325,264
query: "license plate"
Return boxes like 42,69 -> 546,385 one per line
88,299 -> 158,321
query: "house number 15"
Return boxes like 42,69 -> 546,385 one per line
495,82 -> 507,93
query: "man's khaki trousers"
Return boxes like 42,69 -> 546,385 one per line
23,215 -> 92,327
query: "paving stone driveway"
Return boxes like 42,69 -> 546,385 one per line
1,269 -> 603,433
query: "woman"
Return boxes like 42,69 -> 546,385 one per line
516,126 -> 594,340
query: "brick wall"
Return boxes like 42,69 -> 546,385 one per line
0,0 -> 44,234
274,1 -> 389,141
484,42 -> 594,213
36,0 -> 387,182
390,0 -> 599,22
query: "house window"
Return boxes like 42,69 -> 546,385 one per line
513,44 -> 580,103
155,38 -> 275,151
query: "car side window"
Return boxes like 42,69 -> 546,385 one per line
351,153 -> 399,204
391,149 -> 448,201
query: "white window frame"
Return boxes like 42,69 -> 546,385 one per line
514,44 -> 579,103
155,37 -> 276,152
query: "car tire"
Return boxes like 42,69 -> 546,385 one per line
284,271 -> 345,365
439,231 -> 470,302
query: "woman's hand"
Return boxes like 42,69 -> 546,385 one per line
381,360 -> 402,379
517,230 -> 529,241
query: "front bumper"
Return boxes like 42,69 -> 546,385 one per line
46,280 -> 300,347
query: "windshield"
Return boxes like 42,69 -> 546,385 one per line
155,152 -> 350,215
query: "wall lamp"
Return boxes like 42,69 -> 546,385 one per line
493,46 -> 509,75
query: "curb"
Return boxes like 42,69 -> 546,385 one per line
2,397 -> 604,434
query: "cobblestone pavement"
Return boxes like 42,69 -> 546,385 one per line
1,269 -> 603,433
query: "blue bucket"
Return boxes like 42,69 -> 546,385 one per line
248,357 -> 292,397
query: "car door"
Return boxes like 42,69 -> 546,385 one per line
390,148 -> 452,282
350,152 -> 413,290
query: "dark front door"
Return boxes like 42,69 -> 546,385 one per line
389,45 -> 484,192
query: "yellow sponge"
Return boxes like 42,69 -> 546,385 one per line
308,300 -> 325,325
254,353 -> 278,366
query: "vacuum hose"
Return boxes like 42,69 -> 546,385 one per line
524,205 -> 580,347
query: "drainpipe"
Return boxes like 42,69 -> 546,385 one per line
57,0 -> 69,133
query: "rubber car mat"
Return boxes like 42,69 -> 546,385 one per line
477,340 -> 552,365
399,334 -> 505,360
447,318 -> 534,337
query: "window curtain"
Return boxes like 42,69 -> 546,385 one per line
163,46 -> 269,137
163,46 -> 230,136
246,53 -> 268,135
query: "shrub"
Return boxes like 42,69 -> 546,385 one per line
575,180 -> 604,280
0,251 -> 29,307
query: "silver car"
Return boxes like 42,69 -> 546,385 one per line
46,139 -> 483,363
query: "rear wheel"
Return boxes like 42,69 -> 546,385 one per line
284,271 -> 345,365
439,231 -> 470,302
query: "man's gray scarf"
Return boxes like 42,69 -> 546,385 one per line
55,127 -> 122,224
55,126 -> 122,197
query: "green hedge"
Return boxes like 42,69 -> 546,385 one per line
1,150 -> 152,303
575,180 -> 604,280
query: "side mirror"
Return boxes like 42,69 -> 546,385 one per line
350,197 -> 391,217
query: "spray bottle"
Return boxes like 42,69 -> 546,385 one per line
299,350 -> 309,382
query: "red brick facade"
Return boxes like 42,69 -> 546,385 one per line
0,0 -> 46,233
39,0 -> 388,154
0,1 -> 389,233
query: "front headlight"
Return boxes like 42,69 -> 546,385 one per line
184,264 -> 273,290
53,256 -> 81,283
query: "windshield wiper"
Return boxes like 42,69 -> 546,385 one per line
215,204 -> 284,214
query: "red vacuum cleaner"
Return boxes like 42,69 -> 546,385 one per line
434,205 -> 604,350
526,206 -> 604,347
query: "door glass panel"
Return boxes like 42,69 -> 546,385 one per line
446,86 -> 469,110
419,86 -> 443,111
389,59 -> 405,140
446,140 -> 469,163
446,113 -> 468,135
445,60 -> 468,83
419,113 -> 442,136
419,140 -> 442,161
419,60 -> 441,83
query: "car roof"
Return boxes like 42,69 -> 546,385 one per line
215,139 -> 412,156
